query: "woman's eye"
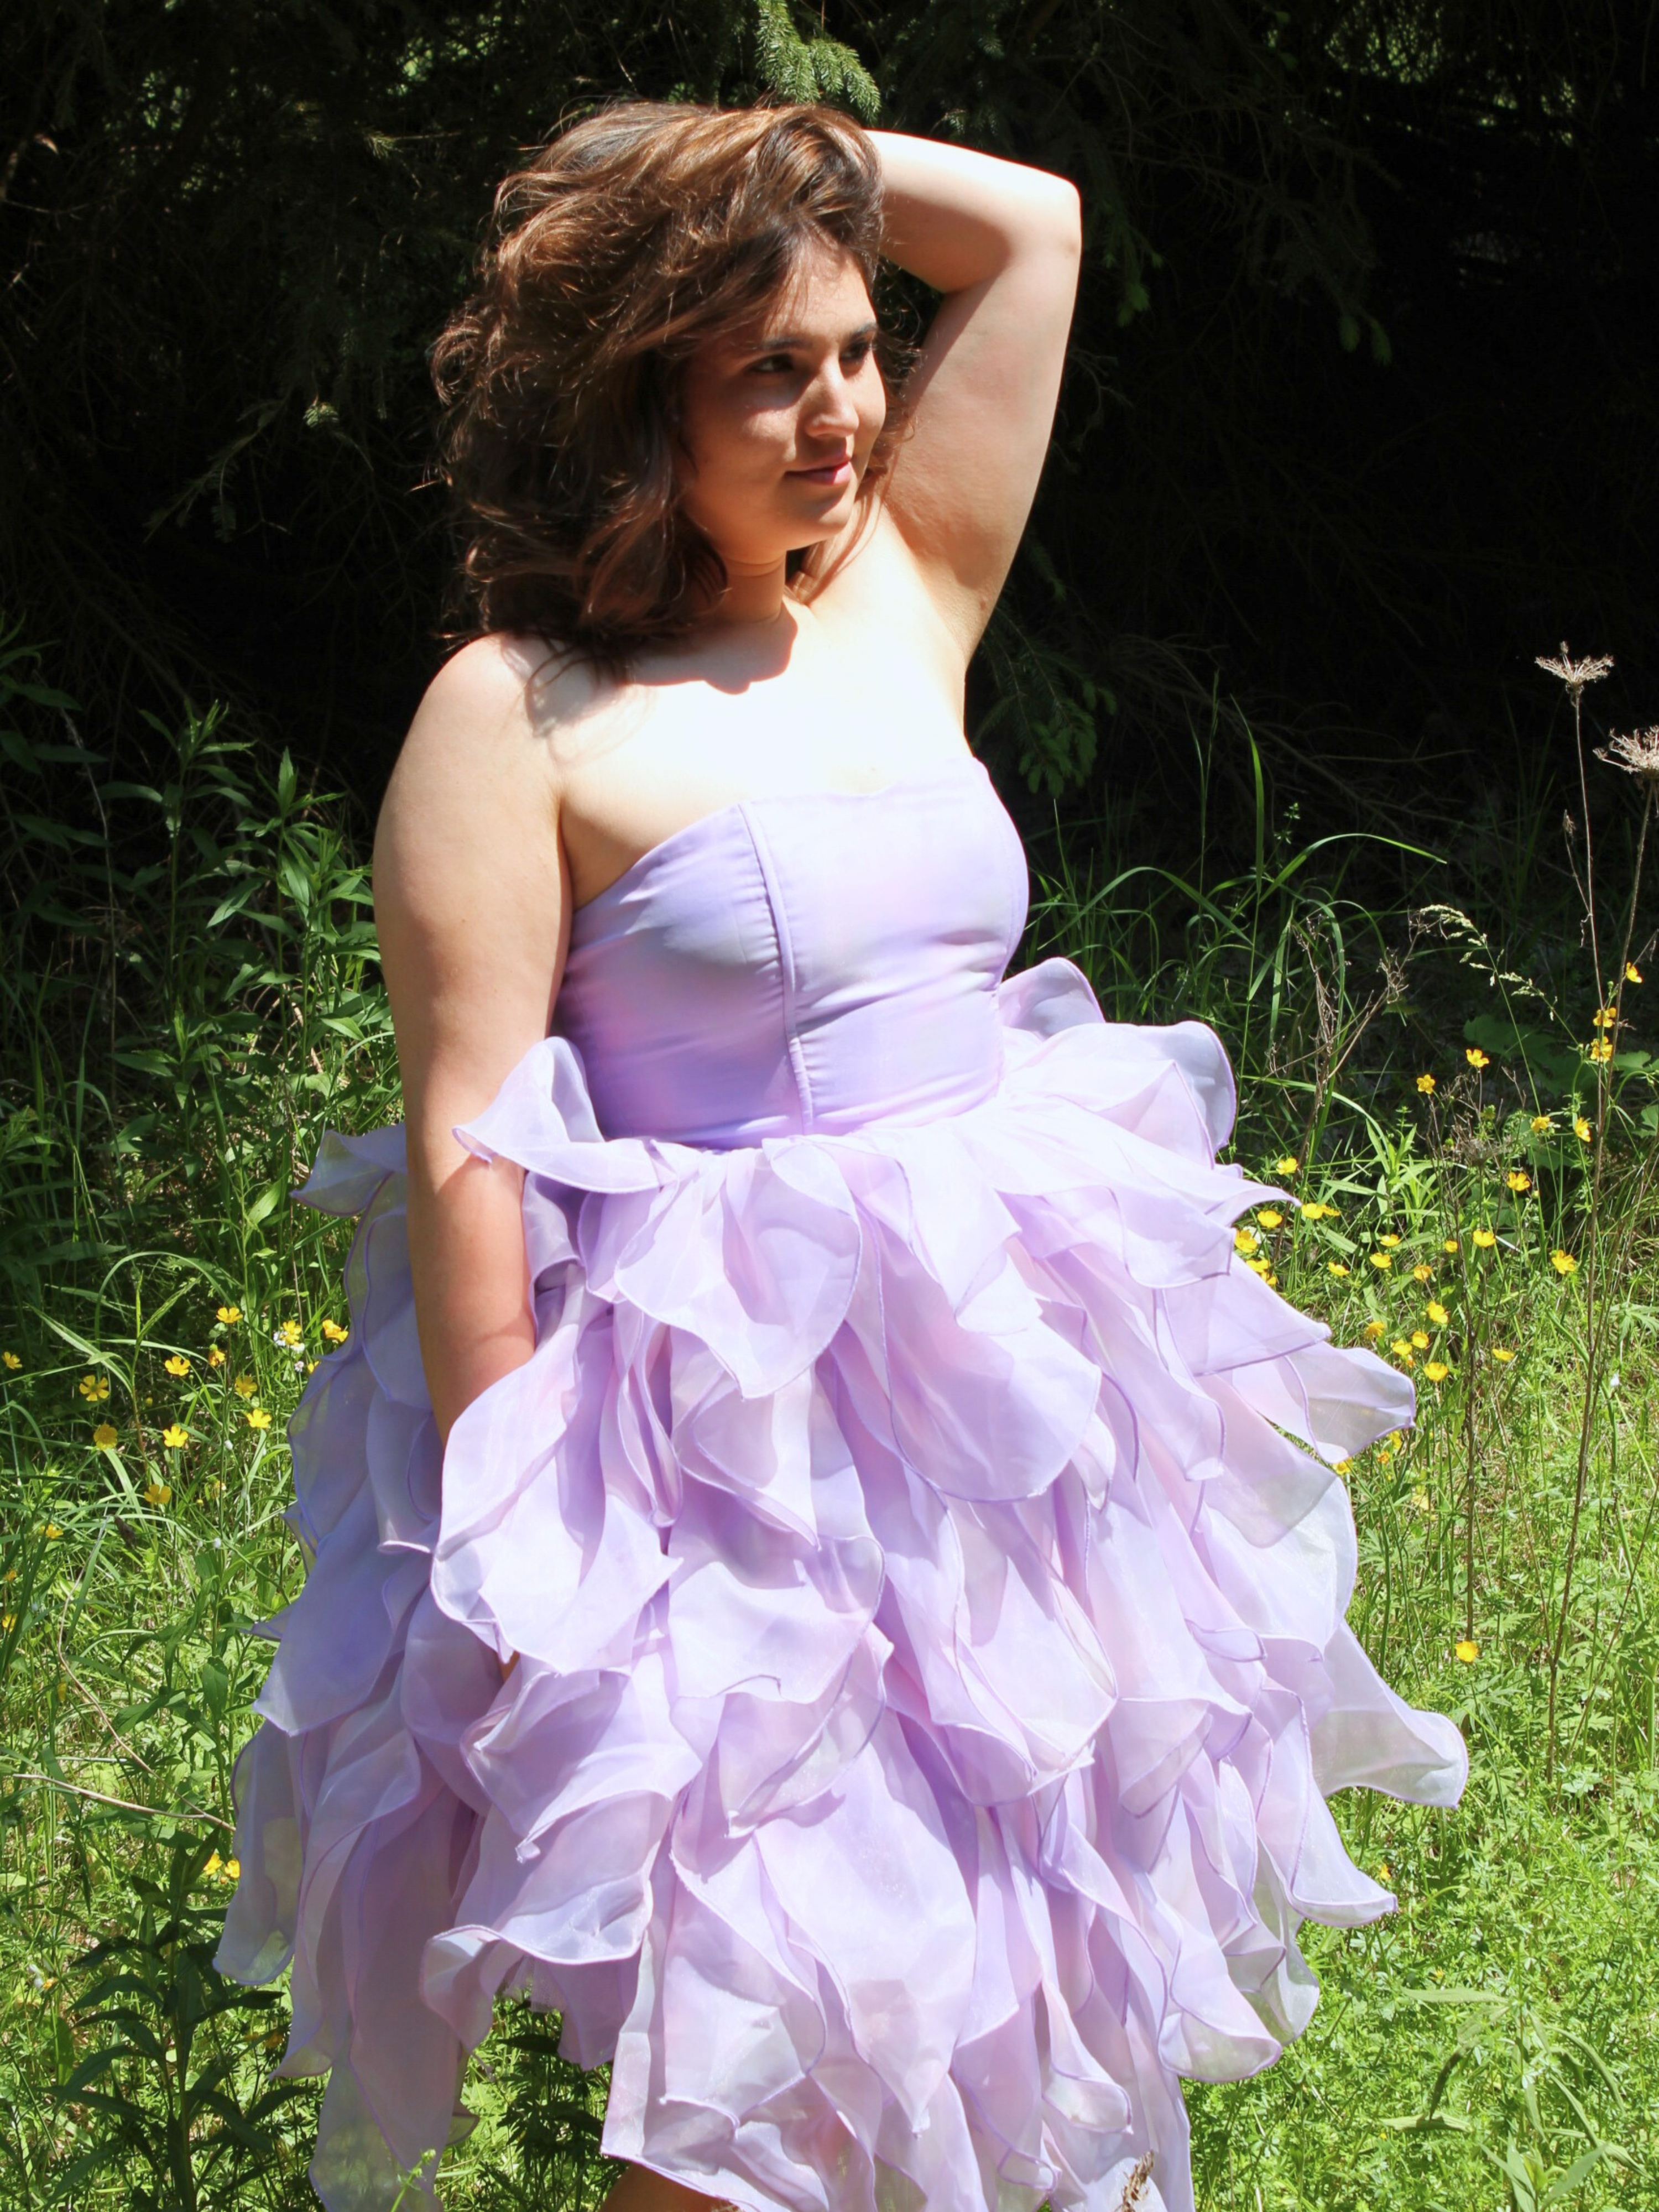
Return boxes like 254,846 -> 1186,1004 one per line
749,341 -> 874,376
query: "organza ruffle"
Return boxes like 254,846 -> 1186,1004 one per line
217,956 -> 1466,2212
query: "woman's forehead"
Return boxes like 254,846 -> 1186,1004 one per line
726,251 -> 873,346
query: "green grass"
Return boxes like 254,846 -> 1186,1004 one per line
2,620 -> 1656,2211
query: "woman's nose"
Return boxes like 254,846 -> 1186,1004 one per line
804,362 -> 862,435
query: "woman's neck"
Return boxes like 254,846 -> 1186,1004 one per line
698,552 -> 790,629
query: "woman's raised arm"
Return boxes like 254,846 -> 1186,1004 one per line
868,131 -> 1082,662
372,636 -> 568,1444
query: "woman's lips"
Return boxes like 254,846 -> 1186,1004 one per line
790,456 -> 853,484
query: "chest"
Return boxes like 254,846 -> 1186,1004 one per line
553,614 -> 968,910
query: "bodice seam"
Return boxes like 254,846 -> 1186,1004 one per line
740,804 -> 816,1131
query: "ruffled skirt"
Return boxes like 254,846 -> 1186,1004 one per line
217,957 -> 1466,2212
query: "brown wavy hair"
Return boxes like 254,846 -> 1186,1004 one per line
430,98 -> 917,678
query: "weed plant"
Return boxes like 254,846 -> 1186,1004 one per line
1,617 -> 1656,2211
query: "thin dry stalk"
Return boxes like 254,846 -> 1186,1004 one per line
1544,680 -> 1656,1781
1556,755 -> 1659,1775
1537,643 -> 1614,981
1292,938 -> 1408,1175
1564,1148 -> 1659,1768
1462,1322 -> 1479,1643
1115,2151 -> 1156,2210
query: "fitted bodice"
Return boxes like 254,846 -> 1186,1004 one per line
551,755 -> 1029,1148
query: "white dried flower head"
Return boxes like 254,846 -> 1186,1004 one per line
1536,642 -> 1614,693
1596,726 -> 1659,792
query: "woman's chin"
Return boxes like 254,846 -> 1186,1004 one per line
782,491 -> 858,540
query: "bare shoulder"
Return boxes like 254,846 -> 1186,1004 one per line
371,634 -> 589,1039
374,633 -> 577,1104
383,635 -> 572,809
375,636 -> 579,880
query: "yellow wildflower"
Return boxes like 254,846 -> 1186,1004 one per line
163,1354 -> 190,1377
1416,1073 -> 1436,1094
92,1422 -> 118,1449
203,1850 -> 223,1878
233,1374 -> 256,1397
1626,962 -> 1642,984
276,1319 -> 304,1348
1530,1114 -> 1553,1135
1328,1261 -> 1350,1277
1378,1863 -> 1392,1882
216,1305 -> 242,1326
1234,1227 -> 1259,1255
77,1374 -> 109,1402
1,1615 -> 13,1634
1379,1233 -> 1402,1248
1256,1208 -> 1285,1229
1424,1361 -> 1450,1383
161,1422 -> 189,1448
1369,1251 -> 1394,1271
1275,1156 -> 1300,1176
1390,1340 -> 1415,1366
1473,1229 -> 1497,1249
207,1345 -> 226,1368
1410,1329 -> 1430,1349
1301,1201 -> 1338,1220
143,1480 -> 173,1507
247,1407 -> 273,1431
1593,1005 -> 1617,1028
1465,1046 -> 1490,1069
1491,1346 -> 1516,1363
1,1351 -> 19,1371
1574,1115 -> 1592,1141
1443,1236 -> 1460,1253
1588,1036 -> 1613,1063
1412,1263 -> 1433,1282
1333,1457 -> 1354,1474
1505,1170 -> 1531,1193
227,1856 -> 241,1880
1426,1300 -> 1450,1326
1550,1249 -> 1578,1275
321,1319 -> 349,1344
44,1524 -> 61,1540
1454,1639 -> 1479,1663
1364,1319 -> 1386,1340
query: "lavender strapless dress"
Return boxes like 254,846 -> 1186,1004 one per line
218,754 -> 1465,2212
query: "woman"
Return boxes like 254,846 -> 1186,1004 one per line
218,100 -> 1465,2212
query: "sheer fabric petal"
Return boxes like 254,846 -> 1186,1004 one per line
217,959 -> 1465,2212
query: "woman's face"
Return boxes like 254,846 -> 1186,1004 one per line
675,238 -> 888,575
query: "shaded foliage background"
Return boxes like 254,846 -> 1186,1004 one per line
4,0 -> 1656,845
